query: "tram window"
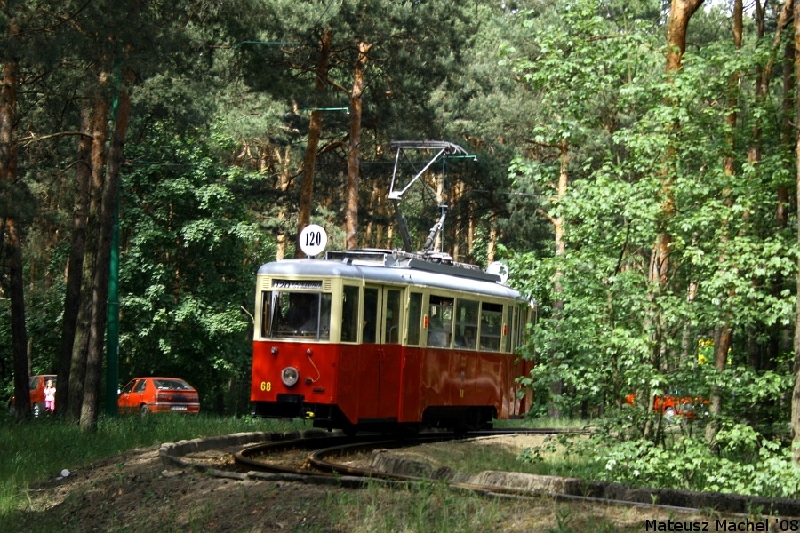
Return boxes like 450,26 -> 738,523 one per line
312,293 -> 332,340
428,295 -> 453,348
266,291 -> 331,340
385,289 -> 401,344
455,299 -> 479,350
503,305 -> 513,353
363,288 -> 379,343
516,304 -> 528,347
480,303 -> 502,352
260,291 -> 272,338
284,293 -> 313,328
407,292 -> 422,346
340,286 -> 360,343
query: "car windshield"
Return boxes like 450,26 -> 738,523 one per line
153,379 -> 192,390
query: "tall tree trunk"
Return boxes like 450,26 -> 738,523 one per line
779,0 -> 795,231
275,145 -> 291,261
652,0 -> 705,288
790,0 -> 800,463
69,90 -> 109,421
548,138 -> 569,419
56,104 -> 93,415
345,42 -> 371,250
705,0 -> 742,446
0,52 -> 30,420
643,0 -> 704,440
80,78 -> 132,431
487,217 -> 498,264
6,218 -> 28,419
297,28 -> 332,257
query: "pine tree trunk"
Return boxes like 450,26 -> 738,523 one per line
56,104 -> 93,416
548,139 -> 569,419
653,0 -> 706,287
69,90 -> 109,421
0,53 -> 30,420
345,42 -> 371,250
80,77 -> 132,431
276,145 -> 291,260
297,28 -> 332,257
790,0 -> 800,462
705,0 -> 742,446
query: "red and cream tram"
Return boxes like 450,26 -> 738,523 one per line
251,249 -> 534,433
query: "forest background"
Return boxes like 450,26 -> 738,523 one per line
2,0 -> 800,497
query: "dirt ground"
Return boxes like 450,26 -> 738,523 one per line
13,434 -> 721,532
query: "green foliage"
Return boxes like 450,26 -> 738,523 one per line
507,0 -> 796,435
119,123 -> 268,413
518,418 -> 800,498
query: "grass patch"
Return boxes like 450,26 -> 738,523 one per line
399,432 -> 598,481
0,411 -> 303,517
328,479 -> 507,533
494,417 -> 586,429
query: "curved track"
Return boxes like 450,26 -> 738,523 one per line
226,427 -> 800,519
232,429 -> 707,513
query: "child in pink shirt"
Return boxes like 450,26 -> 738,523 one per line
44,380 -> 56,412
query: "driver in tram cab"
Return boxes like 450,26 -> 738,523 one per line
285,293 -> 316,329
286,293 -> 311,329
428,315 -> 449,347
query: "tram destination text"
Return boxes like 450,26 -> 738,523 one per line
271,280 -> 322,290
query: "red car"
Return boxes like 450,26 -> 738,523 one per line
625,390 -> 708,418
118,377 -> 200,416
8,374 -> 57,417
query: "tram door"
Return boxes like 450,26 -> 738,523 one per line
360,286 -> 402,421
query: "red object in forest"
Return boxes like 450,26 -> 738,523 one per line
117,377 -> 200,416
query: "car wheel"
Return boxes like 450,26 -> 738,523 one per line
140,405 -> 149,417
33,404 -> 42,418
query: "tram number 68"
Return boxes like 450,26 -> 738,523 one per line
260,381 -> 271,392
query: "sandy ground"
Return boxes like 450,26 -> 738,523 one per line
11,433 -> 724,532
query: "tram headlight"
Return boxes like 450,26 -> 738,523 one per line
282,366 -> 300,387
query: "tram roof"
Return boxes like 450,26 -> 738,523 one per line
257,250 -> 524,301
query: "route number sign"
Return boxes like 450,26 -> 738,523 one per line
299,224 -> 327,257
486,261 -> 509,284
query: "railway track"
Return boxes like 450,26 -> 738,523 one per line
159,427 -> 800,519
233,428 -> 578,478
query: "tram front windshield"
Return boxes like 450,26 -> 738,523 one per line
261,291 -> 332,340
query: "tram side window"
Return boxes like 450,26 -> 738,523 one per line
480,303 -> 502,352
454,299 -> 479,349
407,292 -> 422,345
427,296 -> 453,348
503,305 -> 513,353
385,289 -> 402,344
315,294 -> 332,340
340,286 -> 360,343
516,304 -> 529,348
363,288 -> 379,343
